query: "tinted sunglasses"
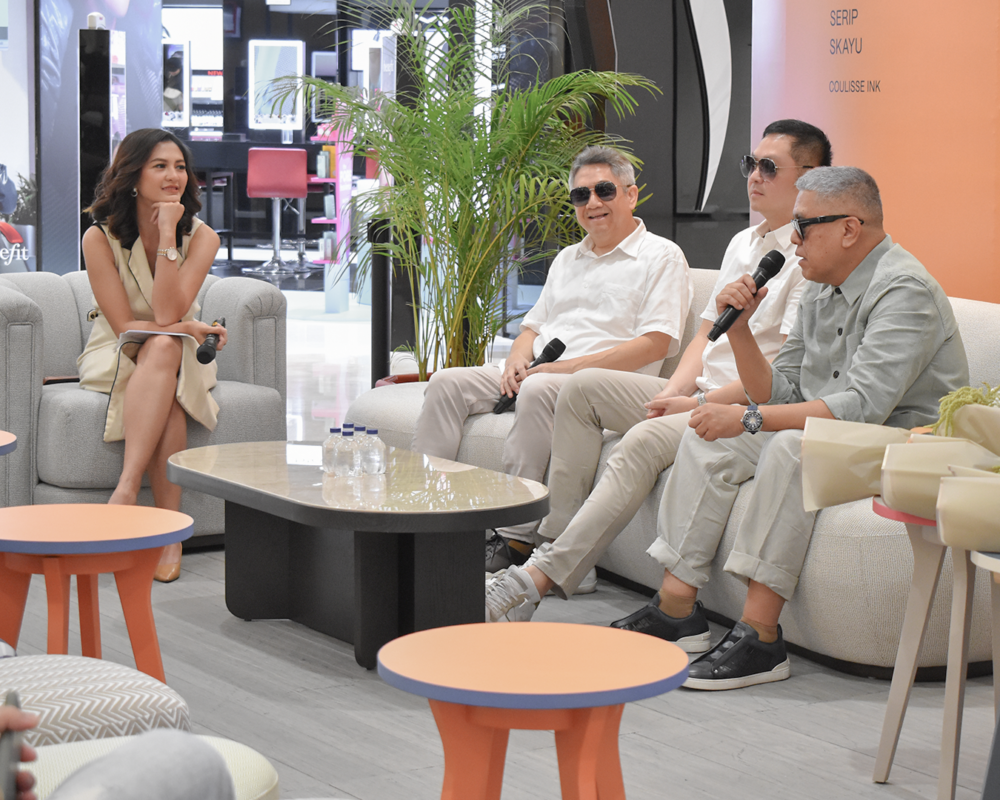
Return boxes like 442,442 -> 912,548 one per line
569,181 -> 629,207
792,214 -> 865,238
740,155 -> 815,181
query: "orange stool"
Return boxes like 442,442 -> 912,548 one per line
242,147 -> 308,276
0,505 -> 193,683
378,623 -> 689,800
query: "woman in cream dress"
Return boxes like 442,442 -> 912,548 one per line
80,128 -> 224,582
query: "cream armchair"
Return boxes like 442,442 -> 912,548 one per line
0,271 -> 286,539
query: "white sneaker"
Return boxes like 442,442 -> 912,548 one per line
521,542 -> 598,596
485,565 -> 541,622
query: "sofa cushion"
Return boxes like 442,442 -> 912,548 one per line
0,654 -> 190,747
2,272 -> 82,377
31,734 -> 279,800
37,381 -> 284,489
348,382 -> 517,474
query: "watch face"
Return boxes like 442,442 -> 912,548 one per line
742,407 -> 763,434
166,247 -> 178,261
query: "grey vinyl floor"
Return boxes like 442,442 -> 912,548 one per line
12,550 -> 998,800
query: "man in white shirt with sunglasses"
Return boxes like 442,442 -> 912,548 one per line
412,146 -> 693,568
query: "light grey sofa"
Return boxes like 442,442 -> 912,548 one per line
347,267 -> 1000,672
0,272 -> 286,539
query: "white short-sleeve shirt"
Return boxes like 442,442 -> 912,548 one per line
520,218 -> 692,376
696,221 -> 805,392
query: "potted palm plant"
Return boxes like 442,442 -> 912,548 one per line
277,1 -> 657,378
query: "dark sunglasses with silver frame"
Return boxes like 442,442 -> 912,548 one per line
569,180 -> 630,207
740,155 -> 816,181
792,214 -> 865,239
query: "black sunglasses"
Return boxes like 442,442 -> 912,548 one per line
569,181 -> 629,207
740,155 -> 815,181
792,214 -> 865,238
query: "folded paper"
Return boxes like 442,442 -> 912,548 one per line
800,418 -> 909,511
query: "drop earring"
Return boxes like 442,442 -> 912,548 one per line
131,187 -> 138,197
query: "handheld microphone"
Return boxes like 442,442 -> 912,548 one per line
196,317 -> 226,365
493,338 -> 566,414
707,250 -> 786,342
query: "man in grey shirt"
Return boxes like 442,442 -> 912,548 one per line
612,166 -> 968,690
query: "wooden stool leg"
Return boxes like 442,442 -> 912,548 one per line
554,705 -> 625,800
0,556 -> 32,648
41,558 -> 71,654
77,574 -> 102,659
113,548 -> 165,682
874,525 -> 946,783
939,548 -> 975,800
429,700 -> 508,800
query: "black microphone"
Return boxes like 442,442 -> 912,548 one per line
196,317 -> 226,364
707,250 -> 786,342
493,338 -> 567,413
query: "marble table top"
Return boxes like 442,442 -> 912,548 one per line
167,441 -> 549,533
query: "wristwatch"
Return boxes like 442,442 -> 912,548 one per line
156,247 -> 178,261
741,403 -> 763,435
695,391 -> 707,406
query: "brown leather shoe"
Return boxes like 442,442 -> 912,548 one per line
154,560 -> 181,583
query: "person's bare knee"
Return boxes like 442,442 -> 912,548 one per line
136,334 -> 183,371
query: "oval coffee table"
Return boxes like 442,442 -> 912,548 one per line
379,622 -> 689,799
0,504 -> 193,682
167,442 -> 549,669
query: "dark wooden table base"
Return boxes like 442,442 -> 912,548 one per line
223,502 -> 483,668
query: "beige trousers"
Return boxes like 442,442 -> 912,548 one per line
532,369 -> 691,596
411,365 -> 571,541
647,426 -> 815,601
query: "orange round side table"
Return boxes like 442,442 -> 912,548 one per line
378,622 -> 689,800
0,505 -> 193,682
0,430 -> 16,455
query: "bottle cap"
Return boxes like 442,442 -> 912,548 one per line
367,429 -> 378,434
342,430 -> 353,436
355,426 -> 366,433
343,422 -> 354,429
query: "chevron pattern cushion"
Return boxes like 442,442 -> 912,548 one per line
31,735 -> 279,800
0,655 -> 190,746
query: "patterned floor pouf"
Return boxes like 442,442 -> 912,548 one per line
30,735 -> 280,800
0,654 -> 190,746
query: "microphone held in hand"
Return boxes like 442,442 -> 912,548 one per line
196,317 -> 226,365
707,250 -> 786,342
493,338 -> 567,414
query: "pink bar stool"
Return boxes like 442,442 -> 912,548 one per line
242,148 -> 308,276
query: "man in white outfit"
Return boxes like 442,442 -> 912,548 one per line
411,145 -> 693,569
484,120 -> 831,625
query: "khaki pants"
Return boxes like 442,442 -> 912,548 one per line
411,365 -> 571,541
647,426 -> 815,601
532,369 -> 691,596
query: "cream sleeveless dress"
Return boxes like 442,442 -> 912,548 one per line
78,219 -> 219,442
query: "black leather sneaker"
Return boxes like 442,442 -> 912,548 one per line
609,596 -> 711,653
683,621 -> 791,690
485,531 -> 533,573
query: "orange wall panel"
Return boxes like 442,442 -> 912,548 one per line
752,1 -> 1000,302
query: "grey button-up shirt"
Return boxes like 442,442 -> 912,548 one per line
769,235 -> 968,429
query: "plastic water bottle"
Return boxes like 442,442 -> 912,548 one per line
334,429 -> 360,477
321,427 -> 341,474
361,428 -> 388,475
